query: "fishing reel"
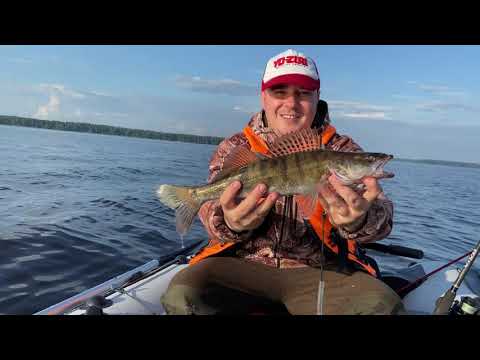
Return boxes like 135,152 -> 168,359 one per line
449,296 -> 480,316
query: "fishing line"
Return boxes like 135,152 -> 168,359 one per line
317,130 -> 326,316
317,210 -> 326,315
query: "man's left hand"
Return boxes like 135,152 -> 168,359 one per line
317,175 -> 383,232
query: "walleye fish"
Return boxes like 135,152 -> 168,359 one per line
157,128 -> 394,236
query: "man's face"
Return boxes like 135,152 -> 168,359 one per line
261,84 -> 318,135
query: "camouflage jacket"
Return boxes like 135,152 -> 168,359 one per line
197,111 -> 394,268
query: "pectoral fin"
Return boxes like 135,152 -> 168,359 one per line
296,192 -> 319,219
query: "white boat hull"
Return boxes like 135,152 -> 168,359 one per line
36,256 -> 480,315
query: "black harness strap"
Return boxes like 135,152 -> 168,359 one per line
330,229 -> 349,274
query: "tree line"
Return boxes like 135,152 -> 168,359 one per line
0,116 -> 224,145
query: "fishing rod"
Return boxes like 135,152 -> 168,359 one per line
433,238 -> 480,315
395,251 -> 472,296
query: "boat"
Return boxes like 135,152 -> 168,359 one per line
34,240 -> 480,315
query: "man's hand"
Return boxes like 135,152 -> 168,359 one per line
317,175 -> 383,232
220,181 -> 279,233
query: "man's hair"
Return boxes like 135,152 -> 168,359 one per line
312,100 -> 328,129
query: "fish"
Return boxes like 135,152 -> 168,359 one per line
156,128 -> 394,236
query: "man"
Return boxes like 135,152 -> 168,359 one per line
161,49 -> 403,315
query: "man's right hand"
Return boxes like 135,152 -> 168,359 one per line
219,181 -> 279,233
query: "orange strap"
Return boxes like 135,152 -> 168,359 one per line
189,242 -> 236,265
243,126 -> 271,155
321,125 -> 336,145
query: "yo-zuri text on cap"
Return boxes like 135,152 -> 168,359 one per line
261,49 -> 320,92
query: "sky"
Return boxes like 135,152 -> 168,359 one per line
1,45 -> 480,163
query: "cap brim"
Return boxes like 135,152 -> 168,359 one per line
261,74 -> 320,92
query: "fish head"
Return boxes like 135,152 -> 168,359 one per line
328,152 -> 394,185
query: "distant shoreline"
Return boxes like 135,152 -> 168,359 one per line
0,115 -> 224,145
2,115 -> 479,169
392,158 -> 480,169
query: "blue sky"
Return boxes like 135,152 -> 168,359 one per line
1,45 -> 480,162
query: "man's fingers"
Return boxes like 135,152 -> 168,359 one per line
254,192 -> 279,218
242,192 -> 279,226
219,181 -> 242,210
362,177 -> 382,203
318,181 -> 348,216
235,183 -> 268,218
329,175 -> 367,211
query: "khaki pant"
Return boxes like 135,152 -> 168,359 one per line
161,257 -> 405,315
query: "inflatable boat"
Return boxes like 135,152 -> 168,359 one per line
35,240 -> 480,315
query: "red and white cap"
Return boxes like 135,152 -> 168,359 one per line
261,49 -> 320,92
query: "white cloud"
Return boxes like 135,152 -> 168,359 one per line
416,101 -> 477,112
233,105 -> 256,114
391,94 -> 422,100
328,100 -> 393,120
92,112 -> 129,118
175,75 -> 258,96
34,95 -> 60,119
89,90 -> 112,97
38,83 -> 86,99
342,112 -> 390,120
329,100 -> 392,112
408,81 -> 467,97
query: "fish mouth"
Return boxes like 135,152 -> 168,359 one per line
372,155 -> 394,179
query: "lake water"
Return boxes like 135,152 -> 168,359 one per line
1,124 -> 480,314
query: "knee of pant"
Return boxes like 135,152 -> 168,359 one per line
161,284 -> 200,315
189,256 -> 221,271
168,258 -> 217,288
358,289 -> 405,315
161,284 -> 219,315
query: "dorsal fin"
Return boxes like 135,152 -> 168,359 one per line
211,145 -> 266,183
268,128 -> 324,158
223,145 -> 259,170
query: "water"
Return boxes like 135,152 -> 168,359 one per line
1,125 -> 480,314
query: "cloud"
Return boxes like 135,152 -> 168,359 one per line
92,112 -> 129,118
391,94 -> 424,100
27,83 -> 127,121
329,101 -> 392,112
233,105 -> 257,114
408,81 -> 467,97
175,76 -> 258,96
34,94 -> 60,119
328,100 -> 393,120
416,101 -> 477,112
88,90 -> 112,97
342,112 -> 390,120
37,83 -> 86,99
36,83 -> 112,99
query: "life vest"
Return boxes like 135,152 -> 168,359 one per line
189,125 -> 378,277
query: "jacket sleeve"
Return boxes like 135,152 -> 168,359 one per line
197,133 -> 253,243
325,132 -> 394,243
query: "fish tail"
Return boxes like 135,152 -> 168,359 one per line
156,185 -> 201,236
